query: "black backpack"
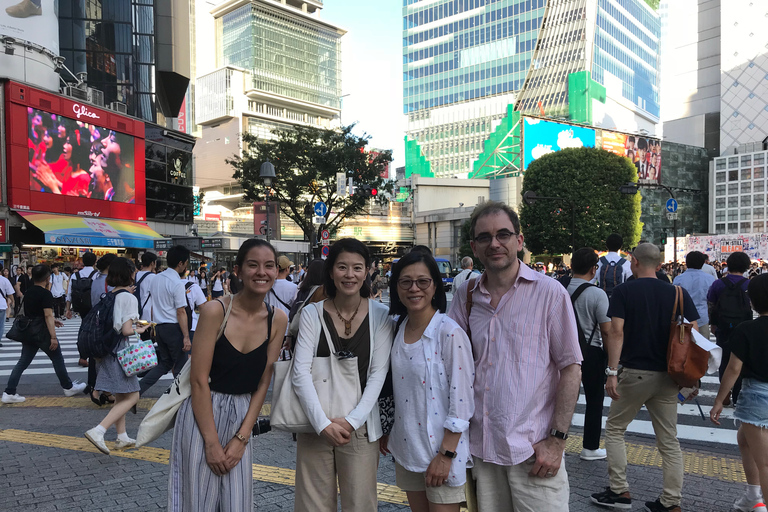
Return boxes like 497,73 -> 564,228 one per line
711,277 -> 752,337
77,289 -> 129,358
561,280 -> 600,356
599,256 -> 627,298
70,269 -> 98,315
134,272 -> 152,318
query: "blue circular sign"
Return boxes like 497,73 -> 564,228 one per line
665,198 -> 678,213
314,202 -> 328,217
321,245 -> 330,257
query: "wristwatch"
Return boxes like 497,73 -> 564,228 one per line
440,448 -> 457,459
549,428 -> 569,440
605,367 -> 619,377
233,432 -> 249,444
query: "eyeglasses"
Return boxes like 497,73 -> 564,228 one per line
473,231 -> 518,246
397,278 -> 434,290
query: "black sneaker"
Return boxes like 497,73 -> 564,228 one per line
645,498 -> 681,512
591,487 -> 632,509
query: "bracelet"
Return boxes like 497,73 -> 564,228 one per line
234,432 -> 249,444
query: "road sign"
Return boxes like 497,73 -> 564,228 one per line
321,245 -> 330,257
336,173 -> 346,197
321,239 -> 330,246
666,212 -> 679,220
313,216 -> 326,224
666,198 -> 678,213
320,229 -> 330,240
314,202 -> 327,217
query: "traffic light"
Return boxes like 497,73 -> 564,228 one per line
358,184 -> 378,198
660,233 -> 667,245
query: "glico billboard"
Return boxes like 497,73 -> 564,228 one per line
4,81 -> 147,221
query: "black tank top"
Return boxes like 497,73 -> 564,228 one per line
208,302 -> 273,395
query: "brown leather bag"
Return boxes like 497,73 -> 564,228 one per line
667,286 -> 709,387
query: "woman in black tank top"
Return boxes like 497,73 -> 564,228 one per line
167,239 -> 288,511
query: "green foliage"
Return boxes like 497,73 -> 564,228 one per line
228,124 -> 393,238
520,147 -> 642,255
644,0 -> 660,10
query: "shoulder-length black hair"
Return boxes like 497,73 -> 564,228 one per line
106,257 -> 135,287
300,259 -> 325,292
235,238 -> 277,268
324,238 -> 371,298
388,251 -> 447,316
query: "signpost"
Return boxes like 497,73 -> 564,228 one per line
154,239 -> 174,250
321,245 -> 330,258
313,216 -> 326,225
314,202 -> 327,217
320,229 -> 330,240
666,198 -> 678,213
200,238 -> 223,249
336,173 -> 347,197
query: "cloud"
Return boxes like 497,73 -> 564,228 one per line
557,129 -> 584,149
531,144 -> 555,160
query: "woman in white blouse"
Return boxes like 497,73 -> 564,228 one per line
291,238 -> 393,511
381,251 -> 475,512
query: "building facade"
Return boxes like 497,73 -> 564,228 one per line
710,149 -> 768,236
403,0 -> 661,179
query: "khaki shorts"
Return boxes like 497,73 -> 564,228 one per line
395,461 -> 466,504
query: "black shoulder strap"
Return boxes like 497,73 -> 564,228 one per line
185,281 -> 194,290
87,269 -> 98,280
270,288 -> 291,309
570,283 -> 600,344
266,303 -> 274,341
136,272 -> 151,287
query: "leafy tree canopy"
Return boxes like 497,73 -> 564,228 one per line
520,147 -> 642,255
228,124 -> 393,237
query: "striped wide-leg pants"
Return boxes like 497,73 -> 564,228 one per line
168,391 -> 253,512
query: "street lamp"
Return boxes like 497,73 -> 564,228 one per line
260,160 -> 276,242
619,181 -> 678,261
523,190 -> 576,254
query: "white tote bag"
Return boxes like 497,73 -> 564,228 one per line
271,302 -> 362,433
136,297 -> 234,448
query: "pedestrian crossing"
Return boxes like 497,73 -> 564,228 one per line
0,317 -> 739,445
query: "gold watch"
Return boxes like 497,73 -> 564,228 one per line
233,432 -> 248,444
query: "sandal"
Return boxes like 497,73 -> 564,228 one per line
100,392 -> 115,404
90,391 -> 103,407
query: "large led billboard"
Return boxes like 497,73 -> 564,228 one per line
27,108 -> 136,203
5,81 -> 146,221
602,131 -> 661,184
523,118 -> 596,170
0,0 -> 58,54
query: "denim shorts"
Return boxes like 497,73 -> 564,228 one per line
734,378 -> 768,428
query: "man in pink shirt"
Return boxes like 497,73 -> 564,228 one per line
448,201 -> 582,511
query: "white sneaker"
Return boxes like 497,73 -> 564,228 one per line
580,448 -> 607,460
734,494 -> 767,512
63,381 -> 86,397
114,437 -> 136,450
84,428 -> 110,455
1,392 -> 26,403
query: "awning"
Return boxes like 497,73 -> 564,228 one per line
18,212 -> 163,249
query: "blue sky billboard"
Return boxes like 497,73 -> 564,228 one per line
523,118 -> 596,170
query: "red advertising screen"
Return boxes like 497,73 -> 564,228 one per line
4,81 -> 146,221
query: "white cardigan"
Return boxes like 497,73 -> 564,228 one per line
291,299 -> 393,441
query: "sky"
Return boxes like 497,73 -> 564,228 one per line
318,1 -> 406,173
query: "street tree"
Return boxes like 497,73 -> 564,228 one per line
228,124 -> 393,241
519,147 -> 642,255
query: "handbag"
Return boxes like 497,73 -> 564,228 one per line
117,334 -> 158,377
136,296 -> 234,448
6,297 -> 49,349
271,301 -> 362,433
667,285 -> 709,387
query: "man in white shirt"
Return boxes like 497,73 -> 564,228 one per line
702,255 -> 718,279
451,256 -> 475,292
135,252 -> 157,322
49,264 -> 68,319
185,280 -> 207,342
65,251 -> 98,318
0,270 -> 15,347
267,255 -> 298,334
596,233 -> 632,296
139,246 -> 191,395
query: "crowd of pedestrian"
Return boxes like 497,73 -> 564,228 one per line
3,200 -> 768,512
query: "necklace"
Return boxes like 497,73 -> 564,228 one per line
333,297 -> 362,336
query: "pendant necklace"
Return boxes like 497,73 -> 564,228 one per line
334,297 -> 362,336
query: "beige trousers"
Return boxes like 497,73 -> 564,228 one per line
605,368 -> 683,508
293,426 -> 379,512
472,455 -> 570,512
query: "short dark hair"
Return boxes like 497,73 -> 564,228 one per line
324,238 -> 371,299
82,251 -> 97,267
235,239 -> 277,268
685,251 -> 707,270
606,234 -> 623,252
469,201 -> 520,239
748,274 -> 768,314
32,264 -> 51,283
727,252 -> 751,274
299,259 -> 325,293
571,247 -> 599,275
96,253 -> 117,272
167,246 -> 191,269
411,245 -> 433,256
388,251 -> 447,317
51,263 -> 60,270
141,252 -> 157,268
107,257 -> 135,287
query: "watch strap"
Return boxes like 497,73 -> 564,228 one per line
440,448 -> 457,459
549,428 -> 569,440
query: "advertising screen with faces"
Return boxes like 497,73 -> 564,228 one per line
27,107 -> 136,203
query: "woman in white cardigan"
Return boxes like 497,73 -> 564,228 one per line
291,238 -> 393,511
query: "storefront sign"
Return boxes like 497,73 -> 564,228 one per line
172,237 -> 202,252
72,103 -> 101,121
201,238 -> 223,249
0,244 -> 12,253
154,239 -> 174,250
0,219 -> 6,243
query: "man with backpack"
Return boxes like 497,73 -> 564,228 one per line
267,255 -> 298,337
184,278 -> 207,343
65,251 -> 98,319
139,245 -> 191,395
708,251 -> 753,405
135,252 -> 157,322
564,248 -> 613,462
90,254 -> 117,308
596,233 -> 632,297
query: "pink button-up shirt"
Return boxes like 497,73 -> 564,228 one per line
448,263 -> 581,466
